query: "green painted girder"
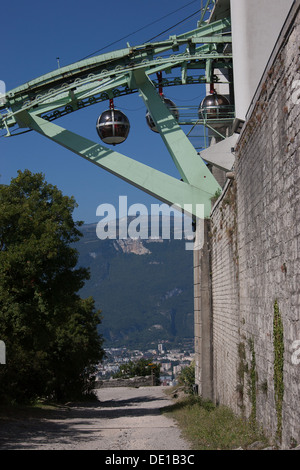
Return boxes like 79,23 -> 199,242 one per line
1,69 -> 235,134
15,68 -> 221,217
19,111 -> 220,218
198,0 -> 217,27
1,12 -> 231,219
1,17 -> 231,134
131,69 -> 219,190
1,50 -> 232,131
1,18 -> 231,109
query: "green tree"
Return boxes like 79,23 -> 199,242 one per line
113,358 -> 160,384
177,361 -> 195,394
0,169 -> 104,402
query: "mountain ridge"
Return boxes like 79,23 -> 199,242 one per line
74,217 -> 194,349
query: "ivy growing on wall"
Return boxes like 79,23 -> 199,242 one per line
237,342 -> 247,412
237,339 -> 257,421
248,338 -> 257,423
273,300 -> 284,442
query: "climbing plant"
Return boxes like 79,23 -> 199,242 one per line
248,338 -> 257,423
273,300 -> 284,442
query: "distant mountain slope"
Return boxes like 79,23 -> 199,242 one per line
74,218 -> 194,349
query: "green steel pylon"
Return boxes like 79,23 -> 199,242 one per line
0,9 -> 232,218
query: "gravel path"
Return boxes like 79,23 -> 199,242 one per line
0,386 -> 191,450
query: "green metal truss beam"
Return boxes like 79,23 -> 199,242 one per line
2,17 -> 230,99
132,69 -> 219,191
0,18 -> 231,130
1,12 -> 232,220
18,111 -> 220,218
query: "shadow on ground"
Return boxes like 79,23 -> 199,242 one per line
0,392 -> 172,450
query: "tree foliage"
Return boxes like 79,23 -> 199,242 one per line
177,361 -> 195,394
0,170 -> 105,402
113,357 -> 161,383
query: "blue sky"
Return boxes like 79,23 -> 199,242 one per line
1,0 -> 208,224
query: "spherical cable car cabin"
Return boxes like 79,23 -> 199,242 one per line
96,100 -> 130,145
146,95 -> 179,133
146,72 -> 179,133
198,92 -> 231,121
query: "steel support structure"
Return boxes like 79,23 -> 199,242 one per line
1,10 -> 233,218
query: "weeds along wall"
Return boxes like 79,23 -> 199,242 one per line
194,3 -> 300,448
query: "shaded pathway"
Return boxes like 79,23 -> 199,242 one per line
0,386 -> 190,450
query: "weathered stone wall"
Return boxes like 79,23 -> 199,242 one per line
95,375 -> 154,388
234,5 -> 300,446
194,219 -> 213,399
210,180 -> 242,414
194,3 -> 300,448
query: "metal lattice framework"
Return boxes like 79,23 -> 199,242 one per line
0,2 -> 233,218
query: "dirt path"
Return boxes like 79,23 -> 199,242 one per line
0,386 -> 191,450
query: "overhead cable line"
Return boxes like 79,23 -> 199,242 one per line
145,8 -> 201,43
79,0 -> 199,60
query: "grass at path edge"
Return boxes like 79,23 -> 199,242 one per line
161,391 -> 270,450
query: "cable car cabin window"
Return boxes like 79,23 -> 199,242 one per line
99,125 -> 113,139
114,124 -> 128,136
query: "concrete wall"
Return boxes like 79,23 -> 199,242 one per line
194,219 -> 213,399
230,0 -> 294,120
194,2 -> 300,448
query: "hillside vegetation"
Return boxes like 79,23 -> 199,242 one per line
74,220 -> 194,349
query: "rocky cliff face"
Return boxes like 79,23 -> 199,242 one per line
113,239 -> 151,255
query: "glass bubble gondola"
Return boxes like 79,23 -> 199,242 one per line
96,108 -> 130,145
146,96 -> 179,133
198,93 -> 231,121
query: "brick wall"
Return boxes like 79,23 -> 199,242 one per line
194,3 -> 300,448
210,181 -> 242,413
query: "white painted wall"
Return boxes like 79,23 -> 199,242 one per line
230,0 -> 294,120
